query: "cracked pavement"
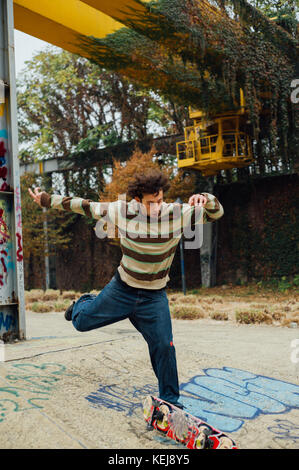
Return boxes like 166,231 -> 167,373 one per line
0,310 -> 298,449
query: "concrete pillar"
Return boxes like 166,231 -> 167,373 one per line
200,221 -> 218,287
200,176 -> 218,288
0,0 -> 26,341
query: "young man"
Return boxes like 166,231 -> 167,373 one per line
28,169 -> 224,408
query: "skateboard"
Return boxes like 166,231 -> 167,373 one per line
143,395 -> 238,449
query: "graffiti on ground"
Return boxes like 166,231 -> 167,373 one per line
179,367 -> 299,432
86,383 -> 158,416
85,367 -> 299,433
0,362 -> 74,423
267,419 -> 299,446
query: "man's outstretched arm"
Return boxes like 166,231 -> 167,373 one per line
187,192 -> 224,224
28,186 -> 118,222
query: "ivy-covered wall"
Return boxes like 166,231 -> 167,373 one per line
216,173 -> 299,284
24,173 -> 298,291
52,220 -> 202,292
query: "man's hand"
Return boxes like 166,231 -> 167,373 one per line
188,193 -> 207,207
28,187 -> 44,208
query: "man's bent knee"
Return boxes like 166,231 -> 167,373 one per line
155,339 -> 175,355
72,313 -> 91,332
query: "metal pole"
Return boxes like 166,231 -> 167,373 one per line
176,197 -> 186,295
43,207 -> 50,291
0,0 -> 26,341
39,161 -> 50,290
200,176 -> 217,288
179,237 -> 186,295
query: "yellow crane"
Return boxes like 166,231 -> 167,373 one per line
176,89 -> 254,176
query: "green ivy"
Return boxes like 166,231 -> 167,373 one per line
218,174 -> 298,282
78,0 -> 298,172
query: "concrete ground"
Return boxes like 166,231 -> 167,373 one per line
0,310 -> 298,449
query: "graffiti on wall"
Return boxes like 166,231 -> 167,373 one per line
85,367 -> 299,434
0,200 -> 14,292
0,138 -> 9,192
0,102 -> 10,192
0,96 -> 13,288
0,203 -> 11,287
15,185 -> 23,262
0,311 -> 16,333
0,99 -> 23,293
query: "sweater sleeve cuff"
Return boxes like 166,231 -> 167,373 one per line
40,192 -> 51,208
199,192 -> 215,210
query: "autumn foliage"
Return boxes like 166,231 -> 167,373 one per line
100,146 -> 197,204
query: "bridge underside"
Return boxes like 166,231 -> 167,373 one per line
13,0 -> 149,56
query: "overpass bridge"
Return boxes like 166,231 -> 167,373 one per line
0,0 -> 219,342
1,0 -> 153,341
13,0 -> 150,56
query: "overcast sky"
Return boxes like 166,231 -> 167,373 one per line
14,30 -> 54,77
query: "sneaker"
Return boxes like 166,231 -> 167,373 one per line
64,300 -> 75,321
171,401 -> 185,410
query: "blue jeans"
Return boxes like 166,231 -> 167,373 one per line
71,270 -> 180,404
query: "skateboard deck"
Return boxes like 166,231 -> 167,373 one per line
143,395 -> 238,449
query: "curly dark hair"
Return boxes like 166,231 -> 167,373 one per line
127,169 -> 170,200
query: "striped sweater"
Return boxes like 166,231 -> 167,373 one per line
40,192 -> 224,289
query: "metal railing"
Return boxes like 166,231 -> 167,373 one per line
177,131 -> 252,162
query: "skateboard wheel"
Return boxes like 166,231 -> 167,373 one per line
143,395 -> 153,421
156,405 -> 169,431
195,426 -> 212,449
218,437 -> 234,449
